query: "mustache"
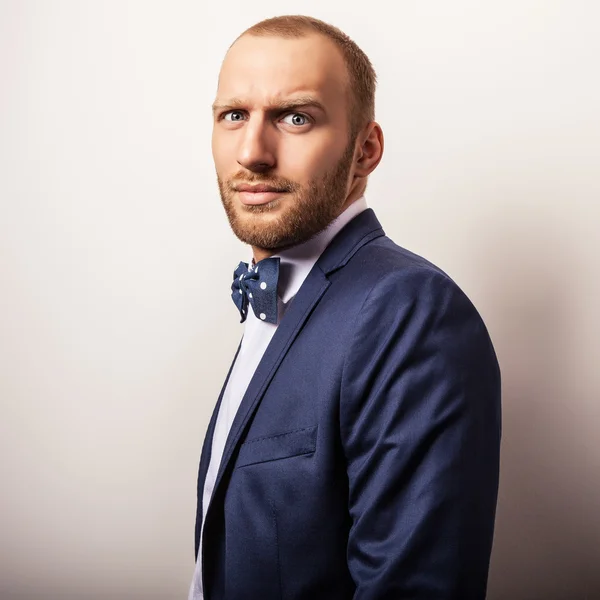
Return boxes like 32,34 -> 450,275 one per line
223,171 -> 300,193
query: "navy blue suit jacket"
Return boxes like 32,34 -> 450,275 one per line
195,209 -> 501,599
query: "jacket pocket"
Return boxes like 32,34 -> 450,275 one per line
236,425 -> 317,468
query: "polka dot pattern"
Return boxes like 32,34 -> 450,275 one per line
230,257 -> 280,325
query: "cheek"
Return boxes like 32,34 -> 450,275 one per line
281,134 -> 346,181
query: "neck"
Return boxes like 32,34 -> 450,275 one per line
252,246 -> 280,263
339,179 -> 366,214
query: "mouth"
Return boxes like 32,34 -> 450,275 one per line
235,184 -> 288,206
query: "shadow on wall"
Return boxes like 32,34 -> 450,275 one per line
471,200 -> 600,600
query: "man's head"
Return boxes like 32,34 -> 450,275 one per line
212,15 -> 384,260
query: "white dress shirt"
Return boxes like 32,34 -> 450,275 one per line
188,196 -> 367,600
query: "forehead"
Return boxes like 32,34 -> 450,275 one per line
217,33 -> 349,107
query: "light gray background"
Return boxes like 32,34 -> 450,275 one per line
1,1 -> 599,599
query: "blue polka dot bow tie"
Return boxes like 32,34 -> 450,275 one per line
231,257 -> 280,324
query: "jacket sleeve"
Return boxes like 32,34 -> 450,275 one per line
340,267 -> 501,599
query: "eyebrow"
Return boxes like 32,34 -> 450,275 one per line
211,95 -> 327,115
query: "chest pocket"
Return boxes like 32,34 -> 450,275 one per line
236,425 -> 317,468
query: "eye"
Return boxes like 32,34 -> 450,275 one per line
222,110 -> 245,122
281,113 -> 310,127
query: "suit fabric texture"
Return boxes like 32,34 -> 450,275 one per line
195,209 -> 502,600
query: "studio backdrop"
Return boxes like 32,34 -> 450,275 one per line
1,1 -> 598,599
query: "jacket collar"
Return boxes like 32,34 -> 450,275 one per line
317,208 -> 385,274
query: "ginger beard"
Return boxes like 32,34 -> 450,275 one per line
218,138 -> 356,252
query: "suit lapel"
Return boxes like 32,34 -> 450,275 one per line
212,266 -> 331,494
208,209 -> 385,507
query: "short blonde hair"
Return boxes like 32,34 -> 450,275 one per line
238,15 -> 377,138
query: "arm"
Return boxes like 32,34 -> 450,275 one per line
341,268 -> 501,599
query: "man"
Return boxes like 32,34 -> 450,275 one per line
189,15 -> 501,600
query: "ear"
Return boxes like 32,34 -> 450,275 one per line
354,122 -> 384,178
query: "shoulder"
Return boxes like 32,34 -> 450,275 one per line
334,234 -> 468,314
339,235 -> 500,405
336,235 -> 496,362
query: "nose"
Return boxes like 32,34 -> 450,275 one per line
236,116 -> 276,173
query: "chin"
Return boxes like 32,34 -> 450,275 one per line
232,215 -> 292,249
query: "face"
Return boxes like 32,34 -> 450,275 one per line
212,33 -> 358,256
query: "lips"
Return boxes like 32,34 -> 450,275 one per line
235,183 -> 287,206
